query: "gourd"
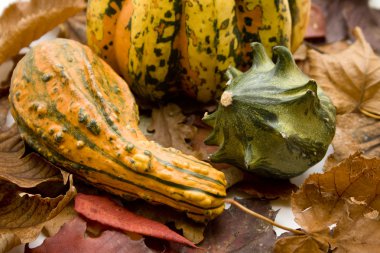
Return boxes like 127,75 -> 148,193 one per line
203,42 -> 336,178
9,38 -> 227,222
86,0 -> 311,102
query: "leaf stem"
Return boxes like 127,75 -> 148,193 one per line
225,198 -> 305,235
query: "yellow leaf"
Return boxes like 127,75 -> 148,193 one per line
308,27 -> 380,119
0,0 -> 86,64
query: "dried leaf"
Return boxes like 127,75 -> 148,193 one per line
343,1 -> 380,53
0,176 -> 76,250
0,54 -> 24,96
325,113 -> 380,169
74,194 -> 197,248
0,124 -> 23,152
236,176 -> 298,200
42,204 -> 77,237
274,234 -> 329,253
0,0 -> 86,64
316,41 -> 351,54
312,0 -> 347,43
26,217 -> 153,253
147,104 -> 197,156
0,121 -> 62,188
276,153 -> 380,252
58,11 -> 87,44
0,97 -> 10,130
175,198 -> 277,253
305,4 -> 326,39
308,27 -> 380,118
0,232 -> 21,253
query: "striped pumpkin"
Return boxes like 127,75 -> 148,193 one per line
87,0 -> 311,102
9,38 -> 227,222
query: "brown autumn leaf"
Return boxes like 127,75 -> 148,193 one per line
146,103 -> 197,156
26,217 -> 154,253
313,0 -> 380,53
0,97 -> 10,130
342,1 -> 380,53
325,113 -> 380,169
0,118 -> 63,188
58,11 -> 87,44
236,176 -> 298,201
0,54 -> 24,96
274,234 -> 330,253
0,0 -> 86,64
308,27 -> 380,118
171,198 -> 277,253
0,176 -> 76,252
275,153 -> 380,252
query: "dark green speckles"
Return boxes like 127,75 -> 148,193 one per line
105,0 -> 124,17
15,91 -> 21,101
78,108 -> 88,124
124,142 -> 135,152
144,150 -> 152,157
54,132 -> 64,143
220,19 -> 230,30
112,85 -> 121,94
41,73 -> 53,82
86,119 -> 101,136
164,10 -> 172,18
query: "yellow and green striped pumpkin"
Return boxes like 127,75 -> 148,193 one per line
87,0 -> 310,102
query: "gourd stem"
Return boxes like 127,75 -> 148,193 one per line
225,198 -> 305,235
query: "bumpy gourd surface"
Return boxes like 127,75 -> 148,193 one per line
9,39 -> 226,221
204,43 -> 336,178
87,0 -> 310,102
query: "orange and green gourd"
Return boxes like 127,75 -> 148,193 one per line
86,0 -> 311,102
9,38 -> 227,222
203,43 -> 336,178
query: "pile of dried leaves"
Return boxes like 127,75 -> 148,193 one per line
0,0 -> 379,252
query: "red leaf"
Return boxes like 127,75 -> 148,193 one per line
74,194 -> 197,248
26,217 -> 152,253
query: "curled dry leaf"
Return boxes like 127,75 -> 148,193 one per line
146,104 -> 197,156
308,27 -> 380,118
0,176 -> 76,251
325,113 -> 380,169
0,111 -> 62,187
26,217 -> 153,253
275,153 -> 380,252
0,0 -> 86,64
0,96 -> 65,187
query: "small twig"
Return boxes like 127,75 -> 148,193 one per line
225,198 -> 305,235
303,41 -> 326,54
